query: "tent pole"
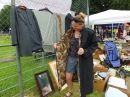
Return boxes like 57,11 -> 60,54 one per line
112,23 -> 114,40
92,23 -> 94,30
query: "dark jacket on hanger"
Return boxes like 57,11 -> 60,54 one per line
10,6 -> 43,56
65,13 -> 73,33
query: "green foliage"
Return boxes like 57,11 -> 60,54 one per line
89,1 -> 100,15
91,0 -> 111,13
71,0 -> 80,12
71,0 -> 87,14
0,5 -> 11,32
71,0 -> 130,15
110,0 -> 130,10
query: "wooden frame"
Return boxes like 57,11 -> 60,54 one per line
48,60 -> 67,92
34,70 -> 54,97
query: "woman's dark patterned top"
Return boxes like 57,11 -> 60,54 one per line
69,33 -> 79,57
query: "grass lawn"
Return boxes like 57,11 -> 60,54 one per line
0,35 -> 105,97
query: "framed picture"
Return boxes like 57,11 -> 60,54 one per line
48,60 -> 68,92
34,70 -> 54,97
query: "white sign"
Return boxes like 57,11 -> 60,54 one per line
15,0 -> 72,15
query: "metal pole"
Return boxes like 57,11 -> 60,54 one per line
42,41 -> 44,66
15,46 -> 24,97
0,44 -> 12,47
112,23 -> 113,40
87,0 -> 89,28
11,0 -> 15,6
11,0 -> 24,97
42,51 -> 44,65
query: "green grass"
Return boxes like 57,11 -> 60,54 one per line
0,35 -> 105,97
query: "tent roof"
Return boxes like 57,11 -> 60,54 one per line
86,9 -> 130,25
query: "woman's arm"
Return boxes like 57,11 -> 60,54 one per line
54,43 -> 57,49
53,28 -> 73,49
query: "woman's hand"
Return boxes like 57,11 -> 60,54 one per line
54,43 -> 57,49
78,48 -> 84,55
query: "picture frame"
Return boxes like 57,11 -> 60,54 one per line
34,70 -> 54,97
48,60 -> 68,92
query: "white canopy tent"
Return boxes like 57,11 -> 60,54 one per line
86,10 -> 130,26
93,16 -> 130,24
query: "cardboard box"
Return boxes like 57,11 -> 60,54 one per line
94,64 -> 108,72
93,75 -> 109,92
93,63 -> 109,92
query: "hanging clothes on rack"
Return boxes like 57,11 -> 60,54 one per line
117,25 -> 123,38
39,7 -> 53,14
65,13 -> 73,33
33,10 -> 60,52
10,6 -> 43,56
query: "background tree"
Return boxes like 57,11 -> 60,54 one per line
110,0 -> 130,10
71,0 -> 80,13
71,0 -> 87,14
0,5 -> 11,33
71,0 -> 111,15
90,0 -> 111,14
71,0 -> 130,15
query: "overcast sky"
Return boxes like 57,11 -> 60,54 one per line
0,0 -> 11,10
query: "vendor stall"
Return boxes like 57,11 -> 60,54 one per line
86,10 -> 130,40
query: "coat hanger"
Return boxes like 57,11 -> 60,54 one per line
20,5 -> 26,10
39,7 -> 53,14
